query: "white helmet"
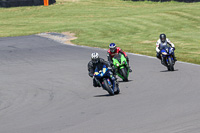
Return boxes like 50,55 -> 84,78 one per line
91,53 -> 99,63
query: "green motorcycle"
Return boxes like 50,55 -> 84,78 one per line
112,53 -> 130,81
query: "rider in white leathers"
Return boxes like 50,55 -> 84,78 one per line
156,34 -> 177,62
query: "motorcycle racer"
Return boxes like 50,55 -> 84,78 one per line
107,43 -> 132,72
156,34 -> 177,62
88,53 -> 118,89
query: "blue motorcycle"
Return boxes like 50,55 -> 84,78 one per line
160,45 -> 175,71
94,65 -> 120,95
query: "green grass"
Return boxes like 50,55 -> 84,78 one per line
0,0 -> 200,64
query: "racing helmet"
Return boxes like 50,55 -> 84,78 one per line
109,43 -> 116,53
91,52 -> 99,63
160,34 -> 166,43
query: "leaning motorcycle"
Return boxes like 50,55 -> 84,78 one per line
160,45 -> 175,71
94,65 -> 120,95
112,53 -> 129,81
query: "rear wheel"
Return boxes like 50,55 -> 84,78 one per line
103,79 -> 114,95
168,57 -> 174,71
121,68 -> 128,81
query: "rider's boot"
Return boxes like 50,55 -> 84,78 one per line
173,54 -> 177,62
127,59 -> 132,73
93,77 -> 101,87
161,57 -> 165,65
156,52 -> 161,60
127,64 -> 132,72
129,67 -> 132,72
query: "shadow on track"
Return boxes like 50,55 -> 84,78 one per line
94,93 -> 120,97
160,69 -> 179,72
94,94 -> 113,97
118,80 -> 133,83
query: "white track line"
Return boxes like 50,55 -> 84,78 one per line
67,43 -> 200,67
37,34 -> 200,67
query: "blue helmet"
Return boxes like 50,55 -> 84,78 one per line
109,43 -> 116,53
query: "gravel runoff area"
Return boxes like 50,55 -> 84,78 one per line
37,32 -> 77,45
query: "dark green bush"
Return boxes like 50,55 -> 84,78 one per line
0,0 -> 56,7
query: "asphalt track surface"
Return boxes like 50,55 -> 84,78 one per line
0,35 -> 200,133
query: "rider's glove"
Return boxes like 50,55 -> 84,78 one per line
172,47 -> 175,51
108,67 -> 112,70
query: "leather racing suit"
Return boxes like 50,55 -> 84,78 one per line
87,58 -> 117,88
156,38 -> 176,60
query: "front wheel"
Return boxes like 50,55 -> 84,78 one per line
168,57 -> 174,71
103,79 -> 114,95
121,68 -> 128,81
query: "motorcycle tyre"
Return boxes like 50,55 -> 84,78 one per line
103,79 -> 114,96
121,68 -> 128,81
168,57 -> 174,71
